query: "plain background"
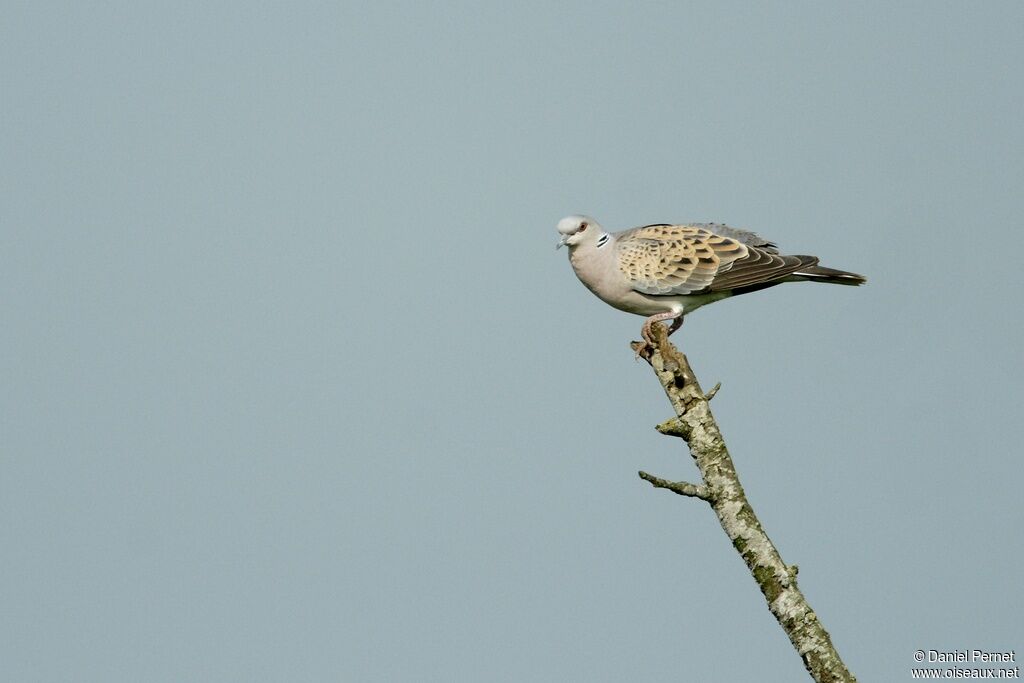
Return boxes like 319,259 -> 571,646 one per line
3,2 -> 1022,681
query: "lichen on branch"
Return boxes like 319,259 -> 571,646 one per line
635,324 -> 857,683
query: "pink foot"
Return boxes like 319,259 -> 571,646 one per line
637,311 -> 683,358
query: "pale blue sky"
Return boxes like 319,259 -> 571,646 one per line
2,2 -> 1022,681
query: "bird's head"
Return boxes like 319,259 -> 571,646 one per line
556,215 -> 605,249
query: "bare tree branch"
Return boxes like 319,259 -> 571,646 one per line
637,470 -> 713,501
633,324 -> 857,683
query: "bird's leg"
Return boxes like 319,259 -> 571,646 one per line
637,310 -> 683,358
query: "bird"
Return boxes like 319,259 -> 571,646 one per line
556,215 -> 865,353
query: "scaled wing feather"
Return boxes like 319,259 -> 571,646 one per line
617,223 -> 819,295
694,223 -> 780,254
616,225 -> 749,295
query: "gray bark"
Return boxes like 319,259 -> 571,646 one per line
634,325 -> 857,683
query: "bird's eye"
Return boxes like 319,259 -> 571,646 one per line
578,222 -> 588,232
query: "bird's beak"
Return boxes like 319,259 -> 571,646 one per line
556,235 -> 568,249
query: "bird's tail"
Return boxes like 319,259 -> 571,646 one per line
792,263 -> 867,286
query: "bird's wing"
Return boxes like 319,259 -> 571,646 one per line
616,224 -> 817,295
691,223 -> 780,254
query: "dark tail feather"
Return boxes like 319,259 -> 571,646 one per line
793,264 -> 867,286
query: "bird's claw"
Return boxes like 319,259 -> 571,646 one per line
633,329 -> 658,360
